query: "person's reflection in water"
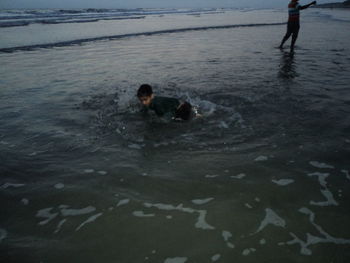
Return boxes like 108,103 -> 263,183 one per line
278,51 -> 298,80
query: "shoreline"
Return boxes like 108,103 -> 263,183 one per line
313,0 -> 350,9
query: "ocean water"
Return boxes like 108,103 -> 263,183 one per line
1,7 -> 350,263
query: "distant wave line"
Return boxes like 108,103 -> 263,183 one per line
0,22 -> 286,53
0,16 -> 146,28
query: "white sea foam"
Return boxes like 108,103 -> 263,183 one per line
242,248 -> 256,256
54,183 -> 65,189
144,202 -> 215,230
98,171 -> 107,175
205,174 -> 219,178
117,199 -> 130,207
227,242 -> 234,248
309,161 -> 334,169
254,156 -> 268,162
308,172 -> 338,206
280,207 -> 350,255
164,257 -> 187,263
271,179 -> 294,186
222,230 -> 232,241
36,207 -> 59,225
60,206 -> 96,216
83,169 -> 94,173
259,238 -> 266,245
76,213 -> 103,231
196,210 -> 214,230
245,203 -> 253,209
0,228 -> 7,242
230,173 -> 246,179
211,254 -> 221,261
191,198 -> 214,205
219,121 -> 229,129
54,219 -> 67,234
21,198 -> 29,205
341,169 -> 350,180
133,211 -> 155,217
222,230 -> 234,248
1,182 -> 25,189
255,208 -> 286,233
128,143 -> 143,149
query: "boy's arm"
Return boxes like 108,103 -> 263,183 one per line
300,1 -> 317,10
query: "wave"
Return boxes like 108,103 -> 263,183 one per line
0,8 -> 222,28
0,16 -> 146,28
0,22 -> 285,53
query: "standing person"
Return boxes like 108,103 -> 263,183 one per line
279,0 -> 317,53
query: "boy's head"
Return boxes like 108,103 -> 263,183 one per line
137,84 -> 154,106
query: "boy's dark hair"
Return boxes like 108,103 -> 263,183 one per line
137,84 -> 153,97
175,102 -> 193,120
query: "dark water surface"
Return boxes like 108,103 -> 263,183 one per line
1,8 -> 350,263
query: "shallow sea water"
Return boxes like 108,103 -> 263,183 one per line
1,8 -> 350,263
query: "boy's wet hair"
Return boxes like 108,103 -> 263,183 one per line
175,102 -> 193,120
137,84 -> 153,97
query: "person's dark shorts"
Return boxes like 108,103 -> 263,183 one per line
287,21 -> 300,34
175,102 -> 193,120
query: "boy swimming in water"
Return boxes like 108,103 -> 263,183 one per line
137,84 -> 193,121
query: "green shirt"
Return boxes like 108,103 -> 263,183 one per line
148,96 -> 180,118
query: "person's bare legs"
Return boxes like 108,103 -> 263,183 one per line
290,29 -> 299,53
279,30 -> 292,49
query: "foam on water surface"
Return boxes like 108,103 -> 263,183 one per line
272,179 -> 294,186
144,202 -> 215,230
133,211 -> 155,217
222,230 -> 234,248
205,174 -> 219,178
259,238 -> 266,245
341,169 -> 350,181
1,182 -> 25,189
255,208 -> 286,233
76,213 -> 103,231
254,156 -> 268,162
21,198 -> 29,205
191,197 -> 214,205
309,161 -> 334,169
54,219 -> 67,234
54,183 -> 65,189
164,257 -> 187,263
0,228 -> 7,242
36,205 -> 101,233
36,208 -> 59,225
242,248 -> 256,256
60,206 -> 96,216
245,203 -> 253,209
211,254 -> 221,262
117,199 -> 130,207
230,173 -> 246,179
308,172 -> 338,206
128,143 -> 143,149
279,207 -> 350,255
